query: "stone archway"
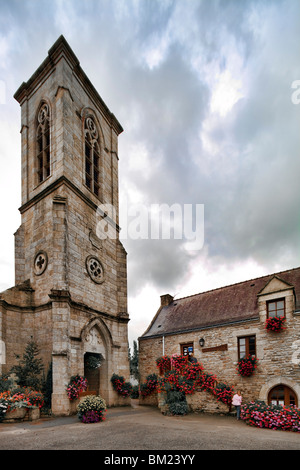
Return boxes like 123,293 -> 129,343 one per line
259,376 -> 300,406
268,384 -> 298,407
80,318 -> 112,403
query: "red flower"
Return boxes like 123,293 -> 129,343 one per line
156,356 -> 171,374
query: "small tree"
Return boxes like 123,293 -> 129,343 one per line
130,340 -> 139,380
11,341 -> 44,390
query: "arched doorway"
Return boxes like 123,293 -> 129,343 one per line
268,385 -> 298,407
84,352 -> 103,394
81,318 -> 112,403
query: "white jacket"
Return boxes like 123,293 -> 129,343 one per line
232,394 -> 242,406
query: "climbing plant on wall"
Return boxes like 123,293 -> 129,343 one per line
141,355 -> 232,415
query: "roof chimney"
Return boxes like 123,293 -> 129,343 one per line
160,294 -> 174,307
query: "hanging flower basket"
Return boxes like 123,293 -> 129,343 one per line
265,316 -> 286,333
66,375 -> 88,401
84,355 -> 102,370
110,373 -> 133,398
237,355 -> 258,377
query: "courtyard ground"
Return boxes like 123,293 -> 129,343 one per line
0,403 -> 299,452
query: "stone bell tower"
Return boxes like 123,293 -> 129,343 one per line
0,36 -> 129,414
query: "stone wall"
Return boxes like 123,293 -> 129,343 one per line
157,390 -> 232,415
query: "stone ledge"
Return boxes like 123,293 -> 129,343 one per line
2,406 -> 40,423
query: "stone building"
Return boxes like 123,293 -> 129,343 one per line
139,267 -> 300,413
0,36 -> 130,414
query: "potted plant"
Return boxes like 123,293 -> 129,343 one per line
77,395 -> 106,423
0,388 -> 44,422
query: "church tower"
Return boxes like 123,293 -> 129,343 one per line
0,36 -> 129,414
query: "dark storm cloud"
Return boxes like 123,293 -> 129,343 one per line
116,1 -> 299,295
0,0 -> 299,302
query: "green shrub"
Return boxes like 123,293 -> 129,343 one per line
166,389 -> 186,404
168,400 -> 189,416
0,375 -> 13,393
131,385 -> 139,399
166,388 -> 188,416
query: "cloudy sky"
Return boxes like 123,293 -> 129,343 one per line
0,0 -> 299,348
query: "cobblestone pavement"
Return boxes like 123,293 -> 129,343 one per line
0,404 -> 299,452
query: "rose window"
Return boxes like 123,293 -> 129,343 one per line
34,251 -> 48,275
86,256 -> 104,284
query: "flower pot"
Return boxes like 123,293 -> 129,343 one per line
27,406 -> 40,421
3,407 -> 27,422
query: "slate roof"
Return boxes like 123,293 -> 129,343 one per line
140,266 -> 300,339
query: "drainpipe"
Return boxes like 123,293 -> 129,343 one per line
162,336 -> 165,356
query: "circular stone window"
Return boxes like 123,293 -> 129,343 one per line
34,251 -> 48,276
86,256 -> 104,284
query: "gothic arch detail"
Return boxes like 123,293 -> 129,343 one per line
36,100 -> 51,184
81,107 -> 106,148
82,108 -> 106,199
80,317 -> 113,356
84,326 -> 106,357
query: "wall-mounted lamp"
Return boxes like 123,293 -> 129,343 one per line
199,338 -> 205,347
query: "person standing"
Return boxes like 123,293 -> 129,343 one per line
232,390 -> 242,420
188,352 -> 198,363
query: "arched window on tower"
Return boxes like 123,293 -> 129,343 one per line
36,102 -> 50,183
84,116 -> 100,197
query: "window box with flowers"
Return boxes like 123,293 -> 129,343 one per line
237,355 -> 258,377
265,316 -> 286,333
